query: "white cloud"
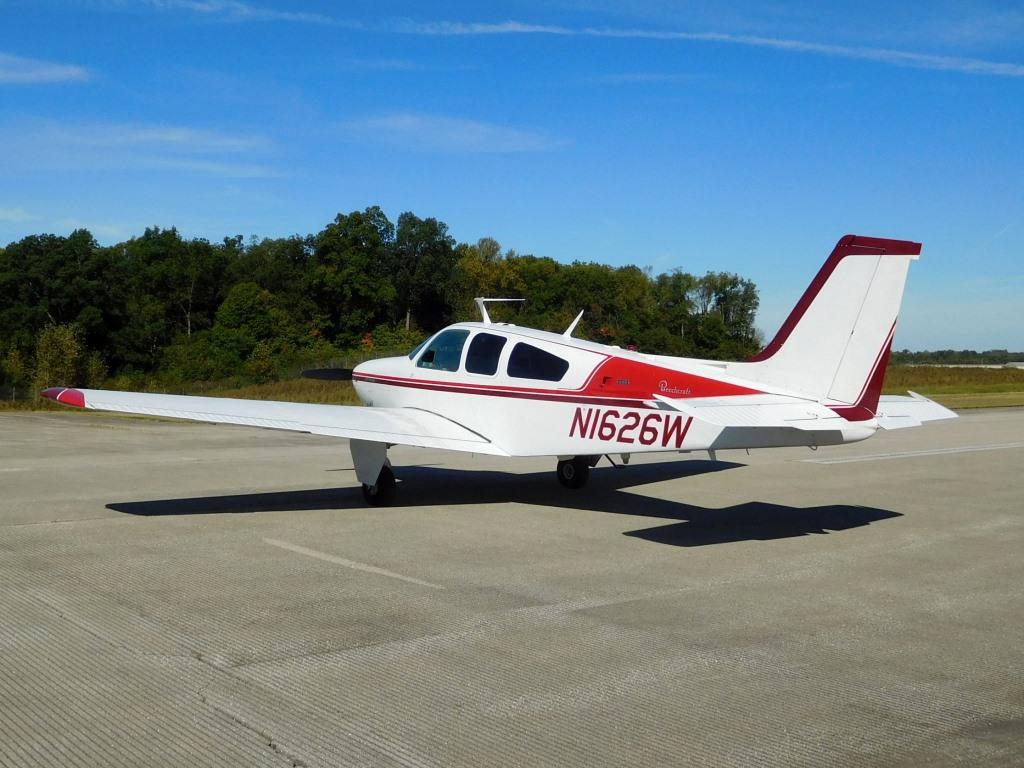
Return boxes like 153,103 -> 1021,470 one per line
0,207 -> 36,222
1,119 -> 278,177
51,123 -> 269,153
395,20 -> 571,36
398,19 -> 1024,78
341,113 -> 562,153
138,0 -> 355,26
0,52 -> 89,84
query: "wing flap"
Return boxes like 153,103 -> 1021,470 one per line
41,387 -> 508,455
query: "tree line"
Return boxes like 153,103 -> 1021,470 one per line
891,349 -> 1024,366
0,206 -> 762,398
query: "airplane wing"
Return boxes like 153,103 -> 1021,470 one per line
40,387 -> 508,456
874,391 -> 958,430
655,394 -> 847,431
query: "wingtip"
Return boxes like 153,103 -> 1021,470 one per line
40,387 -> 86,408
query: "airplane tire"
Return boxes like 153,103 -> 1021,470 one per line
362,464 -> 396,506
556,457 -> 590,489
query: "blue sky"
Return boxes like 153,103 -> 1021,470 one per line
1,1 -> 1022,350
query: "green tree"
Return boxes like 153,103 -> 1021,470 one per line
2,347 -> 29,400
308,207 -> 397,346
392,212 -> 457,331
32,323 -> 83,394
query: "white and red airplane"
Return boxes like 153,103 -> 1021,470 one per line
43,234 -> 955,505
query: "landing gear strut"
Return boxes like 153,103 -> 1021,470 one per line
351,439 -> 396,507
556,456 -> 591,489
362,464 -> 396,506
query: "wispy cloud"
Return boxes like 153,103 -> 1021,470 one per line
0,52 -> 89,84
341,113 -> 562,153
73,5 -> 1024,78
398,19 -> 1024,78
137,0 -> 357,26
51,218 -> 131,240
0,207 -> 36,222
1,119 -> 279,177
51,123 -> 269,153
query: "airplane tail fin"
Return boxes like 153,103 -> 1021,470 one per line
736,235 -> 920,417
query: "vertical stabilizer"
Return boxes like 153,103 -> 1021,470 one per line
731,235 -> 920,413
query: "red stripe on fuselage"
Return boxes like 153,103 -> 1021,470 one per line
353,374 -> 650,408
354,356 -> 764,407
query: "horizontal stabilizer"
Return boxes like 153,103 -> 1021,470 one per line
656,394 -> 849,431
875,391 -> 957,430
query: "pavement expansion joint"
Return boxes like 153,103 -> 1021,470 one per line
198,692 -> 309,768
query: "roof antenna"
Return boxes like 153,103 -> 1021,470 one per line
474,297 -> 524,324
562,310 -> 584,338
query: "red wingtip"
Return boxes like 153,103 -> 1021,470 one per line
40,387 -> 86,408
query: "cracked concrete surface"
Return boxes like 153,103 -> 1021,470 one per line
0,410 -> 1022,766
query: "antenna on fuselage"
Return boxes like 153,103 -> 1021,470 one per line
563,310 -> 584,338
474,297 -> 524,324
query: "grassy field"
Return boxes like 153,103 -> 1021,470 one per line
882,365 -> 1024,408
207,378 -> 361,405
4,365 -> 1023,412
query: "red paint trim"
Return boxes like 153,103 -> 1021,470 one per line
586,357 -> 762,400
354,374 -> 651,408
40,387 -> 86,408
355,354 -> 764,408
749,235 -> 921,363
679,415 -> 694,446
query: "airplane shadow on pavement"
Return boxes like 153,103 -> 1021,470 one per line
107,459 -> 901,547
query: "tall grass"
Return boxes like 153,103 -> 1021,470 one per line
882,365 -> 1024,394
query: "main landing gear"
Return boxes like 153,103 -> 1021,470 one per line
361,464 -> 396,506
556,456 -> 592,489
351,439 -> 398,507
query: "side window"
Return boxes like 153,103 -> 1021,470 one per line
416,329 -> 469,372
507,343 -> 569,382
465,333 -> 507,376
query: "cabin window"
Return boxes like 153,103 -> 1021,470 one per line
465,333 -> 508,376
507,342 -> 569,382
416,329 -> 469,372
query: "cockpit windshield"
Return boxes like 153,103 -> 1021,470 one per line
415,329 -> 470,372
407,337 -> 430,360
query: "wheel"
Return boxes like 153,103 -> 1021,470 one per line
362,464 -> 397,506
556,456 -> 590,489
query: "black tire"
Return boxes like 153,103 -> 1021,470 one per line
556,456 -> 590,489
362,464 -> 397,506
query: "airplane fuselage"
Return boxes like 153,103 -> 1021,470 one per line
353,322 -> 877,458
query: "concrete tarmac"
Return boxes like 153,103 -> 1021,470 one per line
1,408 -> 1022,767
